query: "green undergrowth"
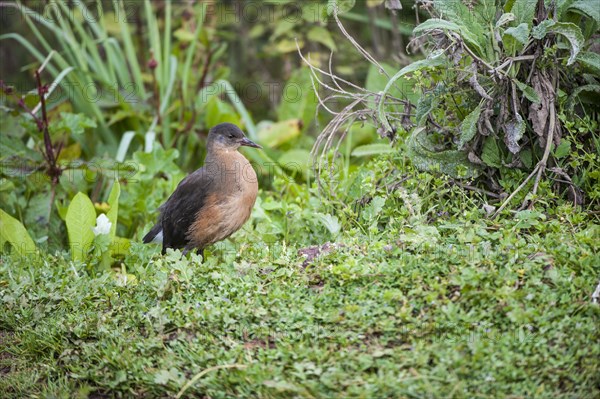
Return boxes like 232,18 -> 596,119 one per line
1,156 -> 599,398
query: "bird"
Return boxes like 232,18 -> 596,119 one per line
143,123 -> 262,258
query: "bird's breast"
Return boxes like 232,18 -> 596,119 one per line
186,151 -> 258,247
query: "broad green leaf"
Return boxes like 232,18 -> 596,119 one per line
531,20 -> 555,39
415,94 -> 440,127
458,104 -> 482,149
503,23 -> 530,46
577,51 -> 600,75
275,38 -> 304,53
567,84 -> 600,111
413,19 -> 462,35
314,213 -> 341,235
496,13 -> 516,28
110,236 -> 131,257
57,143 -> 82,162
54,112 -> 97,135
272,19 -> 296,40
432,0 -> 487,56
520,148 -> 533,168
481,136 -> 502,168
0,208 -> 37,256
278,149 -> 311,177
204,97 -> 241,128
568,0 -> 600,25
277,68 -> 318,130
515,80 -> 541,103
66,192 -> 96,261
366,62 -> 418,103
351,143 -> 395,157
378,56 -> 446,133
307,26 -> 337,52
302,2 -> 329,24
362,196 -> 386,221
327,0 -> 356,15
554,139 -> 571,159
407,127 -> 481,179
257,119 -> 302,148
107,181 -> 120,241
413,18 -> 484,57
532,21 -> 584,65
510,0 -> 538,27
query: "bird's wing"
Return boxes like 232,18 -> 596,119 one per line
159,167 -> 217,250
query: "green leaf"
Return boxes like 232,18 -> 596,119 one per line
510,0 -> 538,27
366,62 -> 418,104
272,19 -> 296,40
407,127 -> 481,179
66,192 -> 96,261
567,0 -> 600,25
0,208 -> 37,256
327,0 -> 356,15
257,119 -> 302,148
481,136 -> 502,168
204,97 -> 241,128
531,20 -> 553,40
532,21 -> 584,65
515,80 -> 541,103
413,19 -> 462,34
54,112 -> 97,135
431,0 -> 487,56
496,13 -> 516,28
307,26 -> 337,52
378,56 -> 446,133
314,213 -> 341,236
554,139 -> 571,159
277,68 -> 318,130
415,94 -> 440,127
503,23 -> 530,46
520,148 -> 533,168
458,104 -> 482,149
577,51 -> 600,75
362,196 -> 386,221
278,149 -> 311,177
567,84 -> 600,111
413,18 -> 484,57
351,143 -> 395,157
106,181 -> 120,242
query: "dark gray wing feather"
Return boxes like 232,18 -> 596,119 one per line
144,167 -> 216,253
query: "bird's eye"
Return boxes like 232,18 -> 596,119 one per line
229,134 -> 234,139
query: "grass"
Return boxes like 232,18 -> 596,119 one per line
1,158 -> 599,398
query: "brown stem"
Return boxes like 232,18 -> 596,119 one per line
34,70 -> 61,185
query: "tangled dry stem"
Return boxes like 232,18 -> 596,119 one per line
298,10 -> 411,196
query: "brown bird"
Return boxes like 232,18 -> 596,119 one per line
143,123 -> 261,257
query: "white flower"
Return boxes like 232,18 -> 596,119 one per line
92,214 -> 112,236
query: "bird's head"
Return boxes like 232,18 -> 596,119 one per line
208,123 -> 262,152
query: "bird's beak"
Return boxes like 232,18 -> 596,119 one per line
239,137 -> 262,149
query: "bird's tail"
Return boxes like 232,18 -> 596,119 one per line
143,223 -> 163,244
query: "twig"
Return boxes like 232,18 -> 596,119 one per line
528,103 -> 555,200
492,165 -> 539,218
175,364 -> 247,399
526,67 -> 558,208
451,181 -> 505,199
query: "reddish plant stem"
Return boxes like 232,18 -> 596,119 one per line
34,70 -> 62,185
